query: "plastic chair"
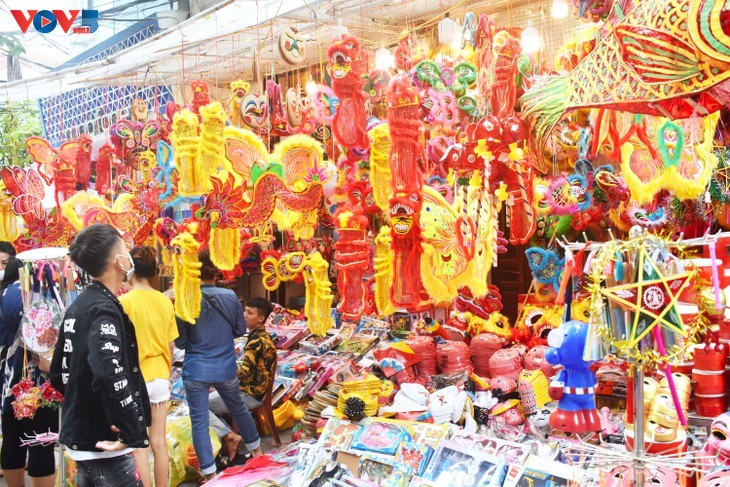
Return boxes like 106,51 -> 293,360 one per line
250,359 -> 281,446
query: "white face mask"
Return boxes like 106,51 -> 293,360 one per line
115,254 -> 135,282
0,270 -> 5,281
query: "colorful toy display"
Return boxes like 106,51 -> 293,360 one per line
4,0 -> 730,484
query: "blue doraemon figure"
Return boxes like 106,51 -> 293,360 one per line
545,320 -> 601,434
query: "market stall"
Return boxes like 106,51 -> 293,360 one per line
1,0 -> 730,485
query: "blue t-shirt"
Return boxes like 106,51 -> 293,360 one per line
174,285 -> 246,383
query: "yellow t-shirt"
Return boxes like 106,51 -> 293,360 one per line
119,289 -> 179,382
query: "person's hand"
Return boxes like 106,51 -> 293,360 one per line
36,354 -> 51,373
95,425 -> 126,451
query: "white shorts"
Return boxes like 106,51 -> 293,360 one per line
146,379 -> 170,404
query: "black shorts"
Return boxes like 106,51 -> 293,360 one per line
1,407 -> 59,477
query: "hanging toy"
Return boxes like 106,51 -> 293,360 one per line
368,123 -> 393,212
311,86 -> 340,125
190,80 -> 211,116
489,30 -> 521,120
302,251 -> 334,336
373,226 -> 395,316
387,77 -> 424,194
334,207 -> 370,322
171,232 -> 202,323
170,109 -> 204,196
197,102 -> 228,189
521,0 -> 730,170
279,25 -> 306,64
228,79 -> 250,127
240,91 -> 269,133
328,35 -> 369,152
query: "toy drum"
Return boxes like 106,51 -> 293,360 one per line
694,393 -> 728,417
694,333 -> 728,371
692,369 -> 726,395
470,333 -> 503,377
489,348 -> 523,380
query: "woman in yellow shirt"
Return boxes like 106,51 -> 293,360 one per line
120,246 -> 178,487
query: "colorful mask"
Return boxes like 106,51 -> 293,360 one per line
278,25 -> 306,64
699,412 -> 730,472
240,92 -> 269,131
110,119 -> 161,170
526,248 -> 564,292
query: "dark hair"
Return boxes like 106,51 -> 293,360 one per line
1,256 -> 21,289
131,246 -> 158,280
198,249 -> 219,281
69,224 -> 122,277
245,297 -> 274,322
0,241 -> 16,256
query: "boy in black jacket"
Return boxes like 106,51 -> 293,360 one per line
51,224 -> 149,486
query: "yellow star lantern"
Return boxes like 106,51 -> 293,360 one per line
600,247 -> 691,348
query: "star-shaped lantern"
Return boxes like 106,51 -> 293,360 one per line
601,247 -> 690,348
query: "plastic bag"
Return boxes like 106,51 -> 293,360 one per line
167,416 -> 222,486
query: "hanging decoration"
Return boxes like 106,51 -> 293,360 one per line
279,25 -> 306,65
328,35 -> 369,153
522,0 -> 730,170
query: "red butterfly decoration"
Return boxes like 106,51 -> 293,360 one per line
1,167 -> 46,224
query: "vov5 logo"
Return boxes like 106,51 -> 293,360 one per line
11,9 -> 98,34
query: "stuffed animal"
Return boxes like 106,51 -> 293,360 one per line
545,320 -> 601,434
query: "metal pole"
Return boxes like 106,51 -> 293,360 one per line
633,363 -> 645,486
58,406 -> 65,486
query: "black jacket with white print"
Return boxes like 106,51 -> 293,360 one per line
50,281 -> 150,451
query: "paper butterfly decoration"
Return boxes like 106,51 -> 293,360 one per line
526,247 -> 565,291
420,186 -> 494,302
224,126 -> 269,186
25,136 -> 82,186
0,167 -> 46,224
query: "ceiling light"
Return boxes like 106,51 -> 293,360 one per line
305,80 -> 318,95
438,14 -> 459,45
521,26 -> 541,54
331,18 -> 348,39
552,0 -> 570,19
375,47 -> 395,70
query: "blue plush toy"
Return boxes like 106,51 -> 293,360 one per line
545,320 -> 601,434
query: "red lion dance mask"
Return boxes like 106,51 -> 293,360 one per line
328,35 -> 369,155
334,206 -> 370,322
